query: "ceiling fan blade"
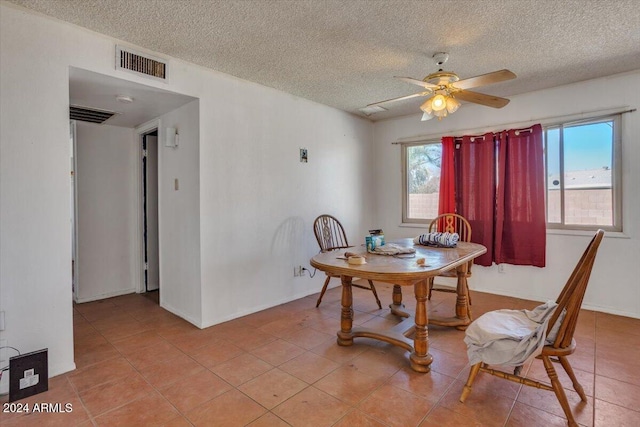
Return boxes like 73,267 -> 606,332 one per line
394,76 -> 439,89
454,90 -> 510,108
452,69 -> 516,90
367,92 -> 429,107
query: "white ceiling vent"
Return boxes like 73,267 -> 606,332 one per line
116,45 -> 167,82
70,105 -> 116,124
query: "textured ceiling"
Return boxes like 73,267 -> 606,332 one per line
8,0 -> 640,121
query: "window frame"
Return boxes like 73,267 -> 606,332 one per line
401,140 -> 442,224
400,113 -> 623,232
544,114 -> 622,232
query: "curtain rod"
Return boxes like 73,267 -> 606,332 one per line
452,125 -> 535,141
391,107 -> 636,145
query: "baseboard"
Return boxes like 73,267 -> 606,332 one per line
199,289 -> 321,329
49,361 -> 76,378
580,303 -> 640,319
159,301 -> 202,328
472,287 -> 640,320
74,288 -> 136,303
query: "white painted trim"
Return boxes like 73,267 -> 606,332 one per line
156,125 -> 164,305
71,120 -> 80,302
74,288 -> 136,304
160,300 -> 202,328
547,229 -> 630,239
135,120 -> 160,295
136,119 -> 161,136
399,223 -> 431,229
472,288 -> 640,320
199,289 -> 326,329
49,362 -> 77,378
580,303 -> 640,320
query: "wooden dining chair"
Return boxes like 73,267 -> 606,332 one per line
313,215 -> 382,309
459,229 -> 604,427
426,213 -> 473,304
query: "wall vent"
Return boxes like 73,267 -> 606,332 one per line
116,45 -> 167,81
70,105 -> 116,124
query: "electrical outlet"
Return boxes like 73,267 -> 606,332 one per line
293,266 -> 304,277
498,264 -> 506,274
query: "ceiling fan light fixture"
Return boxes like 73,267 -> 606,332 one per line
432,108 -> 448,120
421,111 -> 434,121
446,96 -> 460,113
420,98 -> 433,114
431,94 -> 447,111
371,54 -> 515,122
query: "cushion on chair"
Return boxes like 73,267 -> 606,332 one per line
464,301 -> 559,366
413,232 -> 459,247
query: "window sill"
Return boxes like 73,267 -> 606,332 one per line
547,228 -> 629,239
401,224 -> 629,238
399,226 -> 627,239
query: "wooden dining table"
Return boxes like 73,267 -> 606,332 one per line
310,238 -> 487,373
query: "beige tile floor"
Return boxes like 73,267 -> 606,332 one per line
2,283 -> 639,426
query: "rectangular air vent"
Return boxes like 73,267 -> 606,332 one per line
70,105 -> 116,124
116,45 -> 167,81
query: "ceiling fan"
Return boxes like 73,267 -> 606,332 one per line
368,53 -> 516,121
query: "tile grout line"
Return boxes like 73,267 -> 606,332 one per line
76,307 -> 208,424
65,291 -> 640,426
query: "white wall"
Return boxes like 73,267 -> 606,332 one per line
75,122 -> 138,302
372,71 -> 640,318
1,4 -> 75,382
199,101 -> 374,327
155,101 -> 202,325
0,1 -> 374,382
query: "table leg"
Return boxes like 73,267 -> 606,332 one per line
389,284 -> 410,318
337,275 -> 354,346
410,279 -> 433,372
455,263 -> 472,330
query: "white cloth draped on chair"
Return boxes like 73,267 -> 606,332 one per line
464,300 -> 559,366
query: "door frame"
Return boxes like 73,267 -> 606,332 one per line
70,120 -> 80,302
136,120 -> 161,295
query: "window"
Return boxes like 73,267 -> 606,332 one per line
544,115 -> 621,231
401,114 -> 622,232
402,141 -> 442,223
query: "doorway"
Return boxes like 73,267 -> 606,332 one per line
142,130 -> 159,294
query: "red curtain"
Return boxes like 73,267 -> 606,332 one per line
455,133 -> 496,266
438,136 -> 456,217
438,124 -> 546,267
495,124 -> 546,266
